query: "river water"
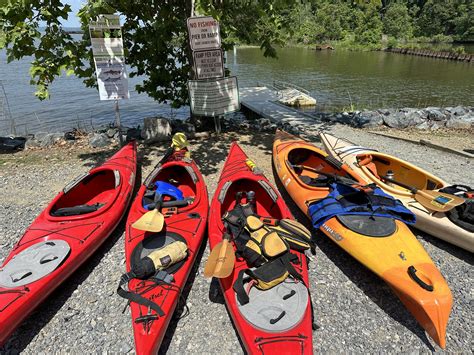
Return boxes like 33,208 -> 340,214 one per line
1,46 -> 473,134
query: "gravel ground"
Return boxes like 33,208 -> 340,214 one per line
0,125 -> 472,354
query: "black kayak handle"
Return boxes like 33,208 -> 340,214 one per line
270,311 -> 286,324
408,266 -> 433,292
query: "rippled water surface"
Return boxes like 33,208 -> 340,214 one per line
1,46 -> 473,134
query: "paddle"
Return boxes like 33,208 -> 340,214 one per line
132,192 -> 165,232
381,175 -> 465,213
291,163 -> 359,185
203,233 -> 235,279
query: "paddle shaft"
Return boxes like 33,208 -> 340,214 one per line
381,175 -> 418,193
381,175 -> 465,212
292,163 -> 359,184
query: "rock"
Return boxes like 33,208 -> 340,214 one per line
125,127 -> 142,141
171,120 -> 196,134
34,132 -> 48,141
415,121 -> 430,130
141,117 -> 172,144
447,106 -> 467,116
404,109 -> 425,126
89,133 -> 110,148
425,107 -> 447,121
383,111 -> 408,129
256,118 -> 272,130
40,133 -> 64,148
239,122 -> 250,129
456,113 -> 474,124
106,128 -> 117,138
429,121 -> 442,130
25,139 -> 41,149
445,118 -> 472,129
352,111 -> 383,128
335,113 -> 354,125
377,108 -> 396,116
64,131 -> 76,140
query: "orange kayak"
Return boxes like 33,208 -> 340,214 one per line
272,130 -> 453,348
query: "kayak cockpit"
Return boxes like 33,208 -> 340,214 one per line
151,165 -> 197,198
47,169 -> 120,219
286,147 -> 357,187
220,178 -> 284,221
141,164 -> 198,210
356,153 -> 445,192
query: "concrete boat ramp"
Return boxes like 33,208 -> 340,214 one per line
239,86 -> 318,129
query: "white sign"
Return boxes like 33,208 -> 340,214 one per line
188,77 -> 240,116
193,49 -> 224,79
187,16 -> 221,51
89,15 -> 129,100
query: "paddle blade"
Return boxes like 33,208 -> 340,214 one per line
204,239 -> 235,278
415,190 -> 465,213
132,210 -> 164,232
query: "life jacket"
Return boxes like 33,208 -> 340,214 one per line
308,182 -> 416,230
439,185 -> 474,232
223,202 -> 313,266
222,193 -> 308,305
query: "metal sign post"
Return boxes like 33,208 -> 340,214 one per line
114,100 -> 123,146
214,115 -> 222,135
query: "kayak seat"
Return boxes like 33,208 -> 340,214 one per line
51,203 -> 104,217
51,169 -> 119,216
0,240 -> 70,288
299,175 -> 329,187
357,155 -> 381,179
236,278 -> 308,332
131,231 -> 188,275
336,215 -> 396,237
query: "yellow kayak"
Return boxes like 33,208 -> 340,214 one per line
273,130 -> 453,348
320,132 -> 474,253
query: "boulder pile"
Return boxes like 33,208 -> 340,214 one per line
320,106 -> 474,130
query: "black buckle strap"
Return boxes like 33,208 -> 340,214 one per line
117,272 -> 166,317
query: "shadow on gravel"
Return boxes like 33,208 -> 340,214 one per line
158,230 -> 208,355
77,142 -> 157,169
208,278 -> 225,304
271,163 -> 435,351
2,211 -> 131,353
417,230 -> 473,265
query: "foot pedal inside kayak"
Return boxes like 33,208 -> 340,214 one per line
0,240 -> 70,288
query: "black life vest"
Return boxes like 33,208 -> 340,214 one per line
439,185 -> 474,232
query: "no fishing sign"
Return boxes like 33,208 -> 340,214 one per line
187,16 -> 221,51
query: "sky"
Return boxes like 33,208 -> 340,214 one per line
63,0 -> 84,27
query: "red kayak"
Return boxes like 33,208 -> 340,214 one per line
0,141 -> 137,345
123,147 -> 208,354
208,142 -> 314,354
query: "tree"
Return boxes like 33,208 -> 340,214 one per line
353,2 -> 383,45
452,1 -> 474,41
0,0 -> 298,106
415,0 -> 456,37
383,2 -> 413,39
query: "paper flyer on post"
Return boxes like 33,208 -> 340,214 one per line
89,15 -> 129,100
